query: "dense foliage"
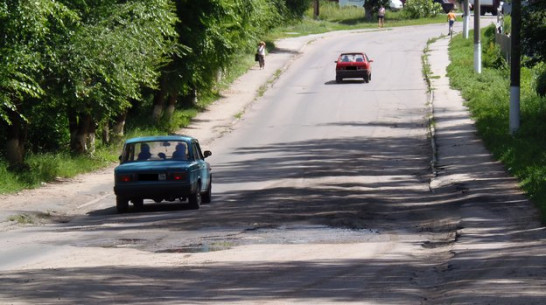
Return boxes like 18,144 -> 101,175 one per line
521,0 -> 545,65
363,0 -> 390,20
403,0 -> 443,19
0,0 -> 303,170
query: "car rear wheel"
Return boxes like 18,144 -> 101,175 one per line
116,196 -> 129,213
188,183 -> 202,209
202,179 -> 212,204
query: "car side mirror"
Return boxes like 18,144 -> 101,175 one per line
204,150 -> 212,158
334,61 -> 338,63
369,59 -> 374,62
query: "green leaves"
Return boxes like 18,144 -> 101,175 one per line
1,0 -> 304,158
403,0 -> 443,19
0,0 -> 76,124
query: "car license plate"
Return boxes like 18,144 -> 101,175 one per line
158,173 -> 166,180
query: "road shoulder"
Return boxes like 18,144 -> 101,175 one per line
427,36 -> 546,303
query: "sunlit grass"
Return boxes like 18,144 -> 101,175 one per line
0,149 -> 118,193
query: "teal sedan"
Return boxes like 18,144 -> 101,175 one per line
113,135 -> 212,213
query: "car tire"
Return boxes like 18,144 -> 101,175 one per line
133,198 -> 144,209
364,75 -> 369,83
336,76 -> 342,83
116,196 -> 129,213
202,179 -> 212,204
188,183 -> 201,209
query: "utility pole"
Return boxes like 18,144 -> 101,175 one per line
510,0 -> 521,134
463,0 -> 470,39
314,0 -> 320,19
474,0 -> 482,73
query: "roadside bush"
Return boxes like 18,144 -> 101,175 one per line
483,25 -> 508,70
285,0 -> 313,19
403,0 -> 443,19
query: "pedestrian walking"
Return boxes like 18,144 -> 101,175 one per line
257,41 -> 266,69
378,5 -> 386,28
447,9 -> 456,37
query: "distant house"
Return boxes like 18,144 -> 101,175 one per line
338,0 -> 365,7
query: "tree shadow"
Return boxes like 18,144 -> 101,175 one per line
3,111 -> 545,303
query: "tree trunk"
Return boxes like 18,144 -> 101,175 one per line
179,87 -> 197,108
364,3 -> 374,21
165,92 -> 178,120
69,112 -> 93,154
112,111 -> 127,143
101,121 -> 110,145
4,111 -> 26,169
152,84 -> 167,122
87,118 -> 96,155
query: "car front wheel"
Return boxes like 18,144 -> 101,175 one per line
116,196 -> 129,213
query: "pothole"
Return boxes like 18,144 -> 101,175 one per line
156,242 -> 233,253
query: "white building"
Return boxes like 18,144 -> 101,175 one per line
338,0 -> 365,7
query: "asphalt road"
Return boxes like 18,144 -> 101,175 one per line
1,20 -> 545,305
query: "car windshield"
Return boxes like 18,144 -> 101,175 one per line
121,141 -> 190,163
340,54 -> 364,63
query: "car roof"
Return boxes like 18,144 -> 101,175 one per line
340,52 -> 365,56
125,134 -> 196,144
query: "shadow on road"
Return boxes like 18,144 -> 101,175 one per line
2,111 -> 544,304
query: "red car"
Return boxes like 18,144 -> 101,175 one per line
335,52 -> 373,83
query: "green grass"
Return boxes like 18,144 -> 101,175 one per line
447,27 -> 546,222
266,6 -> 444,40
0,149 -> 118,193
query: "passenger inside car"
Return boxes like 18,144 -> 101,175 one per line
172,143 -> 188,160
137,143 -> 152,160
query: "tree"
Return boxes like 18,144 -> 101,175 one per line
363,0 -> 390,21
152,0 -> 284,122
1,0 -> 179,167
521,0 -> 546,64
48,0 -> 179,153
403,0 -> 443,19
0,0 -> 78,167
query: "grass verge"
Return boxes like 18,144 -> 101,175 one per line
447,27 -> 546,222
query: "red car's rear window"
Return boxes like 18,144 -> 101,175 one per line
338,54 -> 366,63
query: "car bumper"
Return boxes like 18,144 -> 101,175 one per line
336,69 -> 370,79
114,182 -> 194,200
